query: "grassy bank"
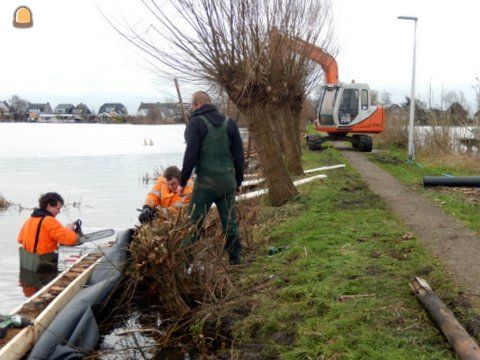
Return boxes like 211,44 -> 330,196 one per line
232,147 -> 477,359
369,147 -> 480,232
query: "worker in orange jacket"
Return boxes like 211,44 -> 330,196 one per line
139,166 -> 194,223
18,192 -> 79,272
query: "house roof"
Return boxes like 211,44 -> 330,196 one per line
386,104 -> 408,115
27,103 -> 51,112
136,102 -> 184,118
447,102 -> 467,113
73,103 -> 91,114
0,101 -> 11,110
55,103 -> 75,110
99,103 -> 128,115
138,102 -> 162,111
29,103 -> 48,107
387,104 -> 403,109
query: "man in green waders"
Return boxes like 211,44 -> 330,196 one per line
178,91 -> 244,264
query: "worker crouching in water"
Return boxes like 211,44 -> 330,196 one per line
18,192 -> 80,272
138,166 -> 193,224
179,91 -> 244,265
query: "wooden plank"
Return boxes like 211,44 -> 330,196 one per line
0,256 -> 103,360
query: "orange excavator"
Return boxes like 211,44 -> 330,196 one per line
279,31 -> 384,152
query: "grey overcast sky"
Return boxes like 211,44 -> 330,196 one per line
0,0 -> 479,113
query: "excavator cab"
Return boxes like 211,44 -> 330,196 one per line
317,83 -> 383,131
269,26 -> 384,152
307,83 -> 384,152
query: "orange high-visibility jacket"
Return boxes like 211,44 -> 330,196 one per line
18,209 -> 78,255
145,176 -> 193,210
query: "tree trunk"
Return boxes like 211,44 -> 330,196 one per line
244,107 -> 298,206
278,109 -> 304,176
273,111 -> 287,158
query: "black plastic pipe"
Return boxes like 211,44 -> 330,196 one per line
423,176 -> 480,187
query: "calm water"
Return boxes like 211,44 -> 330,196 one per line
0,123 -> 186,313
413,126 -> 479,154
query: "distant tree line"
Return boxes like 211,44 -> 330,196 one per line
376,85 -> 480,126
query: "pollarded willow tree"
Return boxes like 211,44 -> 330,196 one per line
120,0 -> 335,205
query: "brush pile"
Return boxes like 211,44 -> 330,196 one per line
125,199 -> 261,351
129,212 -> 235,317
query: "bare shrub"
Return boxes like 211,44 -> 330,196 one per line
0,195 -> 10,209
141,172 -> 151,185
378,115 -> 408,148
416,117 -> 456,156
379,114 -> 466,156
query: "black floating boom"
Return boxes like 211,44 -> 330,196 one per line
423,176 -> 480,187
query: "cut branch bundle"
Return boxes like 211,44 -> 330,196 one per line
129,212 -> 234,317
125,200 -> 260,351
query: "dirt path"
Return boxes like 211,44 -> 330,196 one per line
341,148 -> 480,295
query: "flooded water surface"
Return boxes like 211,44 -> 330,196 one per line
0,123 -> 186,313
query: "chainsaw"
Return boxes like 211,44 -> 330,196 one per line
73,219 -> 115,246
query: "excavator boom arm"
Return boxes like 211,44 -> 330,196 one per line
288,36 -> 339,84
271,28 -> 338,84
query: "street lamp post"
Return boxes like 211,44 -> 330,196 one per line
398,15 -> 418,161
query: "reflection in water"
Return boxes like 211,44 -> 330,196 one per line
97,300 -> 192,359
415,125 -> 479,154
19,268 -> 57,298
97,308 -> 162,359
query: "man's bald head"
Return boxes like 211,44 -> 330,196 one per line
191,91 -> 211,110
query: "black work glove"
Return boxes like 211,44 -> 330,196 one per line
73,219 -> 84,236
139,205 -> 157,224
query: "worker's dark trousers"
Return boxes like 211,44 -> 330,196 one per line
186,186 -> 242,263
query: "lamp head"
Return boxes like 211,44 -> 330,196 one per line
397,16 -> 418,21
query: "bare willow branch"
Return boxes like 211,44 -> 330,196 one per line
111,0 -> 336,204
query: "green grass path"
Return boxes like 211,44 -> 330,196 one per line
368,147 -> 480,232
233,148 -> 478,359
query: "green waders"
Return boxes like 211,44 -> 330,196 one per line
187,116 -> 242,264
19,215 -> 58,273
